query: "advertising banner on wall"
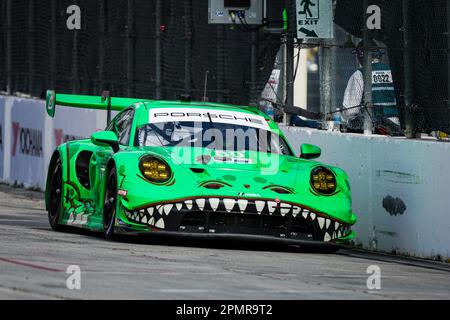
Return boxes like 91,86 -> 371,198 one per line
52,107 -> 107,151
10,98 -> 46,189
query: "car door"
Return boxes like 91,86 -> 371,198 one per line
89,108 -> 136,219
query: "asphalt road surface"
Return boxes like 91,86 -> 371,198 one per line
0,185 -> 449,300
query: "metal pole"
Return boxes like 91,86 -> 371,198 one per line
155,0 -> 162,99
98,0 -> 105,92
216,25 -> 224,102
6,0 -> 12,94
402,0 -> 414,138
279,38 -> 287,107
127,0 -> 134,97
184,1 -> 192,96
320,45 -> 332,120
448,0 -> 450,127
363,0 -> 373,135
250,29 -> 258,105
285,0 -> 295,124
28,0 -> 34,95
50,0 -> 57,90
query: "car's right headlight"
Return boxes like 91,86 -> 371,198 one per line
139,156 -> 172,184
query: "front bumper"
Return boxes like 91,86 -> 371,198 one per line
118,197 -> 355,243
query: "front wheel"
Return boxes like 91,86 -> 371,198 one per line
48,158 -> 63,230
103,166 -> 118,240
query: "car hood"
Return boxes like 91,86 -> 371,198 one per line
151,146 -> 317,191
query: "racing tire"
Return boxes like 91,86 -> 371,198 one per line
48,158 -> 63,231
103,165 -> 118,240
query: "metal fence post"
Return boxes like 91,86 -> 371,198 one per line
6,0 -> 12,94
127,0 -> 134,97
185,1 -> 192,97
155,0 -> 162,99
216,25 -> 224,102
251,29 -> 259,105
98,0 -> 105,93
363,0 -> 373,135
50,0 -> 57,91
402,0 -> 414,138
448,0 -> 450,127
28,0 -> 34,95
320,45 -> 332,120
285,0 -> 295,125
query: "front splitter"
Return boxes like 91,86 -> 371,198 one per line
114,226 -> 345,250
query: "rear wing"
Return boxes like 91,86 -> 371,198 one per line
45,90 -> 151,123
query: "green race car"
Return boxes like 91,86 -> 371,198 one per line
45,90 -> 356,248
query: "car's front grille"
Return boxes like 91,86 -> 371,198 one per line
179,210 -> 315,241
124,197 -> 351,242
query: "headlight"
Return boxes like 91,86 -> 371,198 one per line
139,156 -> 172,183
310,166 -> 337,195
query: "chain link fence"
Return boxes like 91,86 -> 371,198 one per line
0,0 -> 282,106
278,0 -> 449,139
1,0 -> 449,138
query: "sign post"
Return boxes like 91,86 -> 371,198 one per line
296,0 -> 333,39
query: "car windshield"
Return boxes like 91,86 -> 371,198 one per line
135,121 -> 292,156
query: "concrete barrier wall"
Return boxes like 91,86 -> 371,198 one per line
281,125 -> 450,260
1,95 -> 448,259
0,95 -> 109,190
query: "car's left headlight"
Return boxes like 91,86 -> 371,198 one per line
310,166 -> 337,195
139,156 -> 172,183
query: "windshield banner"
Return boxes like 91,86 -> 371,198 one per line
149,108 -> 270,131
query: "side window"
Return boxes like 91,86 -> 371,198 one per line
116,110 -> 134,145
106,109 -> 135,146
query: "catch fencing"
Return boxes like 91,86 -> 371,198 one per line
0,0 -> 283,106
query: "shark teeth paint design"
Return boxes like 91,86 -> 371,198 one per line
163,204 -> 173,215
267,201 -> 277,214
302,210 -> 309,219
124,198 -> 350,243
255,201 -> 265,214
209,198 -> 220,211
185,200 -> 193,210
292,206 -> 301,217
195,199 -> 206,211
317,217 -> 325,230
224,199 -> 236,212
155,218 -> 165,229
237,200 -> 248,213
280,203 -> 292,216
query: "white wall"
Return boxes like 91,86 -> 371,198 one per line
1,95 -> 448,260
0,95 -> 109,190
282,125 -> 450,260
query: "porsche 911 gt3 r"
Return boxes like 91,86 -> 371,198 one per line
45,90 -> 357,249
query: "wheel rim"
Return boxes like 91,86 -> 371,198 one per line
49,161 -> 62,225
104,170 -> 117,232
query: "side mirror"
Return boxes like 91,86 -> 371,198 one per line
91,131 -> 119,153
300,144 -> 321,160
